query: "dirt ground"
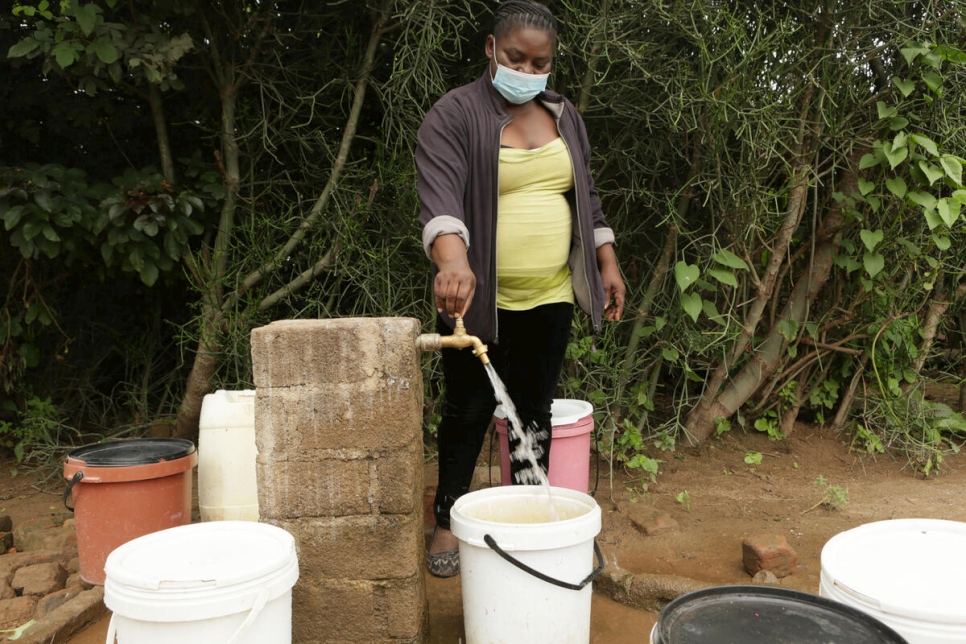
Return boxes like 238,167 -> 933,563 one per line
2,416 -> 964,643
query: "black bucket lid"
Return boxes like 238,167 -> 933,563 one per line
655,585 -> 908,643
66,438 -> 196,467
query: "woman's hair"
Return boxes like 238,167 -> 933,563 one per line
493,1 -> 557,41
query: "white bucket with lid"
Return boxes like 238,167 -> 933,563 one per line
104,521 -> 299,644
450,485 -> 602,644
199,389 -> 259,522
820,518 -> 966,643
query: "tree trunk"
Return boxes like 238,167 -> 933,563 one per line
685,148 -> 863,443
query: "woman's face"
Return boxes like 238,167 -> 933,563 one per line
486,26 -> 554,77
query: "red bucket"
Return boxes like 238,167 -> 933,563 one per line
63,438 -> 197,585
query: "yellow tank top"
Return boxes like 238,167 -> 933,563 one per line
496,137 -> 575,310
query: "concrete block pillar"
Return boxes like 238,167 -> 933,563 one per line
250,318 -> 426,644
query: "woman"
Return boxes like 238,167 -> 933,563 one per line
415,0 -> 624,578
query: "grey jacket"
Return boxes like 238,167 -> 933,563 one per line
416,71 -> 615,342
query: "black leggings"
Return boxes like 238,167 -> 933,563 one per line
433,302 -> 574,530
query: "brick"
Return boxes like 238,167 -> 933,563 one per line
742,534 -> 798,578
254,385 -> 421,455
251,318 -> 421,389
628,509 -> 679,537
277,514 -> 422,581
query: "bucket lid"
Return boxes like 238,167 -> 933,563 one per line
104,521 -> 299,622
66,438 -> 195,467
494,399 -> 593,426
655,585 -> 908,643
821,518 -> 966,624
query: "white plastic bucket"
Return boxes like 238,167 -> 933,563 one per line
495,399 -> 595,492
104,521 -> 299,644
820,518 -> 966,643
450,485 -> 602,644
199,389 -> 259,522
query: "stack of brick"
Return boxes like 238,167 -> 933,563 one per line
0,515 -> 106,643
251,318 -> 426,644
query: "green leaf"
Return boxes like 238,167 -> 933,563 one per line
919,161 -> 944,185
702,299 -> 725,326
7,39 -> 41,59
777,319 -> 799,342
674,261 -> 699,293
876,101 -> 897,120
140,262 -> 159,287
2,205 -> 25,230
680,292 -> 702,322
712,249 -> 748,270
900,44 -> 929,66
952,190 -> 966,205
91,38 -> 118,64
890,116 -> 909,131
885,177 -> 907,197
74,3 -> 99,36
909,134 -> 939,157
52,42 -> 79,69
866,195 -> 881,213
859,152 -> 883,170
937,198 -> 961,228
908,191 -> 937,209
859,229 -> 884,252
932,235 -> 951,251
41,225 -> 60,242
940,156 -> 963,186
707,268 -> 738,288
892,77 -> 915,97
863,252 -> 885,278
922,71 -> 943,94
834,254 -> 861,273
883,142 -> 908,169
857,179 -> 875,196
924,208 -> 943,230
662,346 -> 679,362
22,220 -> 44,240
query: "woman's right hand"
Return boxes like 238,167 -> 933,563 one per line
431,234 -> 476,318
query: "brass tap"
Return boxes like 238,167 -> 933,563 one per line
416,317 -> 490,365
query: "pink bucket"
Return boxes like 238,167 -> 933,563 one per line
494,399 -> 594,492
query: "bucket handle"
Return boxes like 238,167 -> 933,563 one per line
104,587 -> 271,644
63,471 -> 83,512
482,534 -> 604,591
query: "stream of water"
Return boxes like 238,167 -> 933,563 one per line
482,362 -> 558,520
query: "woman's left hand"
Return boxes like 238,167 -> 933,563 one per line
596,244 -> 625,321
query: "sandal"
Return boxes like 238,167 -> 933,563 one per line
426,527 -> 460,578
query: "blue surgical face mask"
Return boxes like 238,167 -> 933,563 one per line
491,61 -> 549,104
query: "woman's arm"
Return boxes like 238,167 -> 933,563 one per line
596,242 -> 624,321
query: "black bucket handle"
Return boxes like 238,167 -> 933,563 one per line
63,471 -> 83,512
483,533 -> 604,591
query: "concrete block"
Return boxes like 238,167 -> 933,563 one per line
370,440 -> 422,515
292,580 -> 382,643
254,385 -> 420,455
258,459 -> 372,520
278,514 -> 422,581
251,318 -> 421,389
381,576 -> 426,640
